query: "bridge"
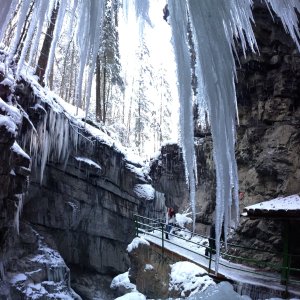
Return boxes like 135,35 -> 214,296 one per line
134,214 -> 300,299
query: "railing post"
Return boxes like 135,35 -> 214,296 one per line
281,221 -> 290,288
134,215 -> 138,237
208,246 -> 212,273
161,223 -> 164,256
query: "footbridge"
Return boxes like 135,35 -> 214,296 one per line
134,214 -> 300,299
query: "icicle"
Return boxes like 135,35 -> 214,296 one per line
8,0 -> 32,62
0,0 -> 18,43
27,1 -> 51,67
75,1 -> 90,110
85,0 -> 105,119
186,0 -> 258,271
13,194 -> 24,235
44,0 -> 68,85
265,0 -> 300,51
134,0 -> 152,31
168,1 -> 197,231
65,0 -> 79,39
16,0 -> 45,77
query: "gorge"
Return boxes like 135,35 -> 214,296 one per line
0,0 -> 300,299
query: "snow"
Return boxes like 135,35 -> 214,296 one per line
176,213 -> 193,228
115,291 -> 146,300
169,261 -> 215,297
1,0 -> 300,273
244,194 -> 300,212
0,97 -> 22,125
0,115 -> 18,136
110,271 -> 136,291
75,156 -> 102,170
11,141 -> 30,160
0,77 -> 13,87
188,281 -> 251,300
144,264 -> 153,271
133,184 -> 155,201
10,273 -> 27,284
127,237 -> 150,253
30,244 -> 65,267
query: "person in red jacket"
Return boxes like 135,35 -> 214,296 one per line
166,207 -> 176,239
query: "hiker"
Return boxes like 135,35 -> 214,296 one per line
205,223 -> 224,256
166,207 -> 176,239
163,4 -> 169,22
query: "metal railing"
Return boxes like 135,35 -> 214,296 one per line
134,214 -> 300,295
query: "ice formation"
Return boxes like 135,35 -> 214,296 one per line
167,0 -> 300,270
13,194 -> 24,235
168,1 -> 197,231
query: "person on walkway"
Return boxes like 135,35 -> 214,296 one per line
166,207 -> 176,240
205,223 -> 224,256
163,4 -> 169,22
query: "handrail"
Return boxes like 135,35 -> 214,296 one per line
135,214 -> 300,258
134,214 -> 300,292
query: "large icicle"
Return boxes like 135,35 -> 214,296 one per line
44,0 -> 68,85
168,1 -> 197,230
75,1 -> 91,109
16,0 -> 48,77
8,0 -> 32,62
186,0 -> 258,271
84,0 -> 105,118
265,0 -> 300,51
0,0 -> 18,42
27,0 -> 52,67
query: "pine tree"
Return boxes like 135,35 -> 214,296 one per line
95,0 -> 123,124
132,39 -> 154,155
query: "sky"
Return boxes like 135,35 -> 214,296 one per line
118,0 -> 180,156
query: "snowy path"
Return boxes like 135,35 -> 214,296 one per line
139,230 -> 300,297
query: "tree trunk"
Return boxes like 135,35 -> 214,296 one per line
16,0 -> 35,57
102,56 -> 107,123
36,3 -> 59,86
96,53 -> 101,122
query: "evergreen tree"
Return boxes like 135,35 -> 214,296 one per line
132,39 -> 154,155
96,0 -> 124,124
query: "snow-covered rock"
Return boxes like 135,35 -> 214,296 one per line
169,261 -> 215,298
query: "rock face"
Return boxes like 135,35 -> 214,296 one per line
14,75 -> 162,279
0,53 -> 78,299
0,51 -> 163,298
231,2 -> 300,263
149,140 -> 216,235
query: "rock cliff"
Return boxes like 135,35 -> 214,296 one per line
0,53 -> 79,299
0,51 -> 162,298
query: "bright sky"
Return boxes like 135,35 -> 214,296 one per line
118,0 -> 180,157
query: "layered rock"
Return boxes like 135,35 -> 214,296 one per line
0,51 -> 163,298
0,55 -> 78,299
14,74 -> 162,279
231,2 -> 300,263
149,140 -> 216,235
